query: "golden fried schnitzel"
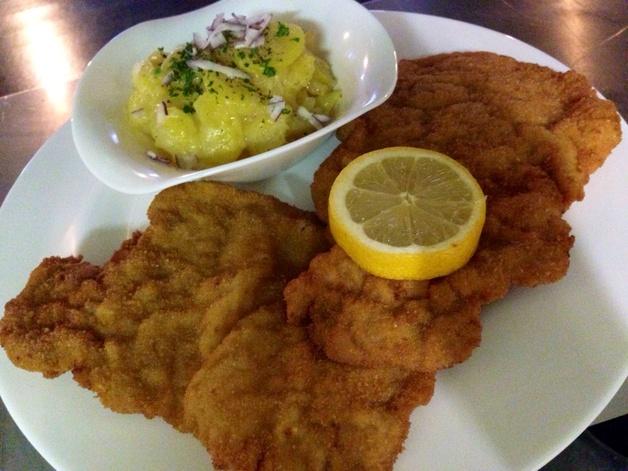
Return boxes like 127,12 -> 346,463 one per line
0,181 -> 435,470
285,245 -> 483,371
285,52 -> 621,371
0,182 -> 329,428
185,303 -> 434,471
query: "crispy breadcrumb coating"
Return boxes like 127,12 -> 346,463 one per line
286,52 -> 621,371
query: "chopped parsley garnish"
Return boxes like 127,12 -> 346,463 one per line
291,37 -> 300,43
165,43 -> 204,98
276,22 -> 290,37
182,43 -> 195,58
258,56 -> 276,77
182,104 -> 195,114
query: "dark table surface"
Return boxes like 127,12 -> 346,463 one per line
0,1 -> 626,470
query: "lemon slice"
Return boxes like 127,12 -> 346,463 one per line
328,146 -> 486,280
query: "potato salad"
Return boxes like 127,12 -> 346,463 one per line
127,13 -> 341,169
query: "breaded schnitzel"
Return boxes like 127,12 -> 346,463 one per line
0,181 -> 435,470
285,245 -> 483,371
0,182 -> 434,470
313,52 -> 620,221
0,182 -> 330,428
285,52 -> 621,371
185,303 -> 434,471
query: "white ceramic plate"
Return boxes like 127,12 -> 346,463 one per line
71,0 -> 397,193
1,11 -> 627,471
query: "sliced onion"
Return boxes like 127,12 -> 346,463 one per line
161,71 -> 174,85
186,59 -> 250,80
207,31 -> 227,49
193,32 -> 210,50
156,101 -> 168,124
249,35 -> 265,48
206,13 -> 229,49
210,21 -> 246,42
209,13 -> 225,30
268,96 -> 286,121
269,104 -> 284,121
146,151 -> 170,164
239,13 -> 272,48
297,106 -> 330,130
247,13 -> 272,30
313,113 -> 331,123
234,27 -> 264,49
206,21 -> 246,49
227,13 -> 247,25
224,22 -> 246,37
201,12 -> 272,50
